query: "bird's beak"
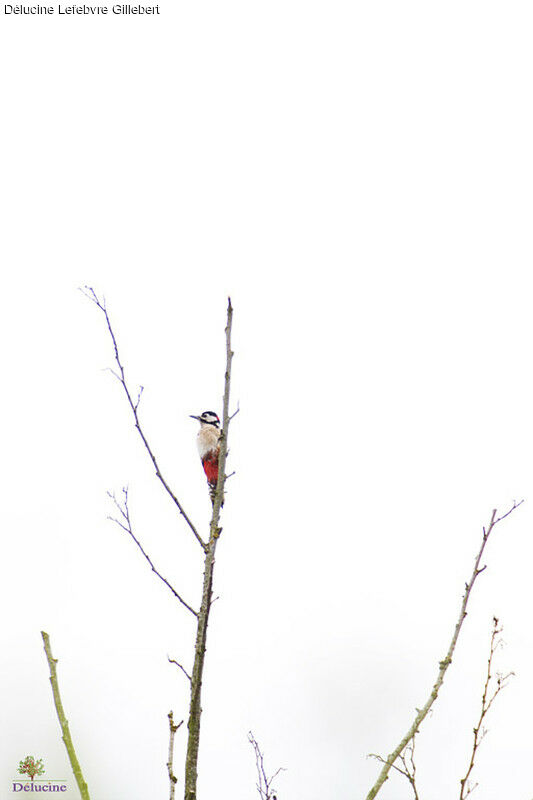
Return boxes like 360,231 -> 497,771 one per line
190,414 -> 201,421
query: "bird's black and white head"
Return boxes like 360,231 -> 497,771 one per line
190,411 -> 220,428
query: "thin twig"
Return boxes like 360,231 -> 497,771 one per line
168,656 -> 192,683
403,739 -> 420,800
248,731 -> 285,800
41,632 -> 90,800
167,711 -> 183,800
229,403 -> 240,421
81,286 -> 207,553
459,617 -> 514,799
108,488 -> 198,618
370,735 -> 420,800
400,739 -> 420,800
366,500 -> 523,800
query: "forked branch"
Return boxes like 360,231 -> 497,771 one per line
366,501 -> 523,800
81,286 -> 206,552
370,735 -> 420,800
248,731 -> 285,800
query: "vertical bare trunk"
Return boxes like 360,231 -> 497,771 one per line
184,541 -> 217,800
184,299 -> 234,800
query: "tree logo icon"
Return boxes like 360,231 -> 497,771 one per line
18,756 -> 45,782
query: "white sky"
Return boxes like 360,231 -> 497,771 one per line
1,2 -> 533,799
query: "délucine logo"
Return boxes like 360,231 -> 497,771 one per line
12,757 -> 67,793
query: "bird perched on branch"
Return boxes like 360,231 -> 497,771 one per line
190,411 -> 221,504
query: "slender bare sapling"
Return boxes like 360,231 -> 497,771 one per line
84,289 -> 235,800
366,502 -> 522,800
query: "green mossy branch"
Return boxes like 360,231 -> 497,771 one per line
365,501 -> 523,800
41,632 -> 90,800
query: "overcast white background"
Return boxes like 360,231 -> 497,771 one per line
1,2 -> 533,799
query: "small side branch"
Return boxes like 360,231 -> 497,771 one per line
81,286 -> 206,553
365,500 -> 523,800
108,488 -> 198,618
229,403 -> 240,422
41,632 -> 90,800
399,738 -> 420,800
370,735 -> 420,800
248,731 -> 285,800
459,617 -> 514,799
167,711 -> 183,800
168,655 -> 192,683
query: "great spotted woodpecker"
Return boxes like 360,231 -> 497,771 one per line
190,411 -> 221,504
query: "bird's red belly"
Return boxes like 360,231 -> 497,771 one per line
202,453 -> 219,485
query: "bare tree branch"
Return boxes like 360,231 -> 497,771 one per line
370,735 -> 420,800
459,617 -> 514,799
229,403 -> 240,421
108,488 -> 198,618
366,500 -> 523,800
184,298 -> 236,800
41,632 -> 90,800
400,738 -> 420,800
167,711 -> 183,800
86,292 -> 238,800
211,296 -> 234,529
248,731 -> 285,800
167,655 -> 192,683
81,286 -> 207,553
